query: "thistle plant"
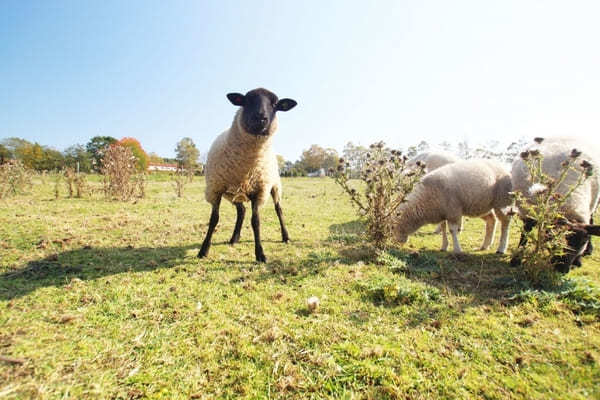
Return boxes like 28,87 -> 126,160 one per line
0,160 -> 32,199
331,141 -> 426,250
512,140 -> 594,285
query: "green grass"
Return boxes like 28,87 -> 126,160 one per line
1,176 -> 599,399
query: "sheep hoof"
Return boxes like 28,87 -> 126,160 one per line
229,237 -> 240,245
510,256 -> 521,267
495,250 -> 505,255
256,254 -> 267,263
197,250 -> 207,259
282,238 -> 290,244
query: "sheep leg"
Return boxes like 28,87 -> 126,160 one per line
271,187 -> 290,243
198,196 -> 222,258
510,217 -> 536,266
440,220 -> 449,251
250,197 -> 267,263
480,213 -> 497,250
584,216 -> 594,256
494,208 -> 512,254
229,203 -> 246,245
448,220 -> 462,253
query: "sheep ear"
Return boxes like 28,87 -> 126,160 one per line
227,93 -> 245,106
276,98 -> 297,112
584,225 -> 600,236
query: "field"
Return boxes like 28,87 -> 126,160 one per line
1,176 -> 599,399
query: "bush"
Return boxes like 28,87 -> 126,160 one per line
100,145 -> 146,201
332,141 -> 425,250
0,160 -> 32,199
511,143 -> 594,286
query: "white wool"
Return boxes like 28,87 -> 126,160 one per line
511,137 -> 600,223
204,109 -> 282,207
394,159 -> 513,253
406,151 -> 461,173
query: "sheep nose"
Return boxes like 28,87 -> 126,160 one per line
260,117 -> 268,125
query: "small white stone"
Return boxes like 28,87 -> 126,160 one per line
307,296 -> 320,312
196,301 -> 203,311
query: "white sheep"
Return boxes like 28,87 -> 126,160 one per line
198,88 -> 297,262
407,151 -> 497,239
406,150 -> 460,172
511,137 -> 600,272
393,159 -> 513,253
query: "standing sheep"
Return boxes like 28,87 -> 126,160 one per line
406,151 -> 497,240
393,159 -> 513,253
511,137 -> 600,272
198,88 -> 297,262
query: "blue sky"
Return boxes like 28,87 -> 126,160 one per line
1,1 -> 599,161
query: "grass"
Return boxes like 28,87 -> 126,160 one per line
1,176 -> 599,399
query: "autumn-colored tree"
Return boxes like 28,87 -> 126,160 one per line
117,137 -> 149,171
148,152 -> 164,164
298,145 -> 339,173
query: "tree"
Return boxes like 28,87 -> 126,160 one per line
175,137 -> 200,171
298,145 -> 339,173
64,144 -> 92,173
87,136 -> 117,171
148,152 -> 164,164
118,137 -> 149,171
276,154 -> 286,175
0,144 -> 12,164
342,142 -> 368,178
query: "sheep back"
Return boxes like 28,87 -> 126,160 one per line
511,137 -> 600,223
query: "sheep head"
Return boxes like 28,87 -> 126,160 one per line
227,88 -> 297,137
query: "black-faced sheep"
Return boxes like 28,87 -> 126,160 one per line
198,88 -> 297,262
393,159 -> 513,253
510,137 -> 600,272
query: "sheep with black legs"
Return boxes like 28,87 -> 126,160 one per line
393,159 -> 513,253
198,88 -> 297,262
511,137 -> 600,272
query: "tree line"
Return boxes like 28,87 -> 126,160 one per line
0,136 -> 203,173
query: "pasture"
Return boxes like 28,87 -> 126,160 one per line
1,176 -> 599,399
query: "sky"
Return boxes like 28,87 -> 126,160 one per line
1,1 -> 599,161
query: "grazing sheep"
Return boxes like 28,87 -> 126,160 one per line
511,137 -> 600,272
393,159 -> 513,253
407,151 -> 497,239
198,88 -> 297,262
406,151 -> 460,172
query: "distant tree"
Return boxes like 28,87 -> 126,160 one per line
502,137 -> 529,163
276,154 -> 286,172
438,141 -> 454,153
0,144 -> 11,164
416,140 -> 430,154
1,137 -> 31,155
457,140 -> 473,159
342,142 -> 368,178
406,145 -> 418,158
64,144 -> 92,173
118,137 -> 149,171
148,152 -> 164,164
87,136 -> 117,171
298,145 -> 339,173
175,137 -> 200,171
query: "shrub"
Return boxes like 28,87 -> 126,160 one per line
64,167 -> 89,198
101,145 -> 146,201
331,141 -> 426,249
511,144 -> 593,286
0,160 -> 32,199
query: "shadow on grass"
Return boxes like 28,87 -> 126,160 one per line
0,244 -> 199,300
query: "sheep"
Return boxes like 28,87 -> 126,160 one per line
406,150 -> 460,172
393,159 -> 513,253
510,137 -> 600,272
197,88 -> 297,262
406,151 -> 497,240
